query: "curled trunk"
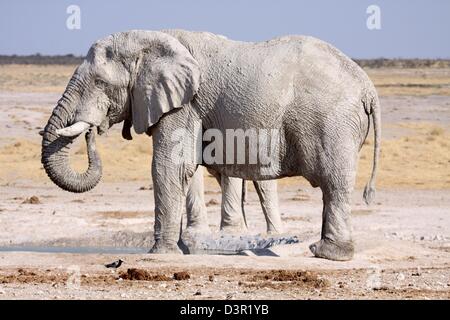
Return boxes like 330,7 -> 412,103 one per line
41,90 -> 102,193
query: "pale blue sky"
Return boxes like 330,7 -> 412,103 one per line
0,0 -> 449,58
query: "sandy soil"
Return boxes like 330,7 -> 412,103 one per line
0,65 -> 449,299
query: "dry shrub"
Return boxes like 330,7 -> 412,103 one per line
429,127 -> 444,136
173,271 -> 191,280
22,196 -> 41,204
0,268 -> 66,284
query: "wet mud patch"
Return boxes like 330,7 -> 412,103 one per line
181,233 -> 300,254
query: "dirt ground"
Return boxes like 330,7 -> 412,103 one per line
0,65 -> 449,299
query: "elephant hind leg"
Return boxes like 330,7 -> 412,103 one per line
309,187 -> 354,261
219,175 -> 248,233
253,180 -> 283,234
205,168 -> 247,233
309,147 -> 358,261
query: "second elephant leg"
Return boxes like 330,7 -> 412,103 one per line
185,166 -> 209,233
253,180 -> 283,234
220,175 -> 247,232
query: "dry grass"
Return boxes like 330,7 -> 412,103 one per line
0,64 -> 75,93
365,68 -> 450,96
357,122 -> 450,189
1,65 -> 450,96
0,65 -> 449,189
275,123 -> 450,190
0,123 -> 448,189
0,131 -> 152,183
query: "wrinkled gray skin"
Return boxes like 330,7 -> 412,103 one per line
41,30 -> 380,261
185,166 -> 282,235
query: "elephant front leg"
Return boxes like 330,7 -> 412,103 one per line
150,161 -> 195,254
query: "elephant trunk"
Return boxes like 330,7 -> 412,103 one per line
41,81 -> 102,193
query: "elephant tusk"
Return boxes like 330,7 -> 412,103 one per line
56,121 -> 92,137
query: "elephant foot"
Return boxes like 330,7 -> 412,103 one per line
309,238 -> 354,261
149,241 -> 183,254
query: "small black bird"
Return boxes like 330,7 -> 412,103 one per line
105,259 -> 124,269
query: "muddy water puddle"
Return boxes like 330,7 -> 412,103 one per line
0,246 -> 247,255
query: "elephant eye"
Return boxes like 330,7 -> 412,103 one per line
95,79 -> 107,87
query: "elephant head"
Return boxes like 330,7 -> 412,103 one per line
41,30 -> 200,192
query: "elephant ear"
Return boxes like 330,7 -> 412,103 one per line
130,35 -> 200,134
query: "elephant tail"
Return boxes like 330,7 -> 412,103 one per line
363,92 -> 381,205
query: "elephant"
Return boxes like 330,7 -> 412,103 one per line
185,166 -> 282,234
41,29 -> 380,261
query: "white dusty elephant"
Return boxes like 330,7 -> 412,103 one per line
41,30 -> 380,261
